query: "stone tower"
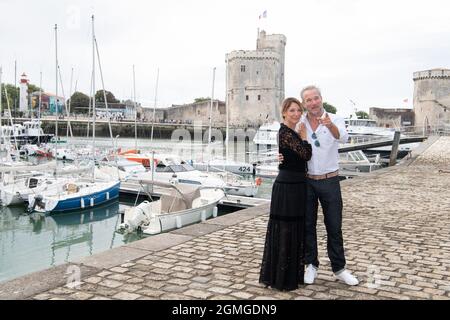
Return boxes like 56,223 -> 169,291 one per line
413,68 -> 450,128
226,30 -> 286,127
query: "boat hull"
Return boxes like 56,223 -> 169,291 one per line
32,182 -> 121,213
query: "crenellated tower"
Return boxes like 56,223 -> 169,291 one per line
413,68 -> 450,128
226,30 -> 286,127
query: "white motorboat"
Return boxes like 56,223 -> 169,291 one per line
106,155 -> 259,197
344,118 -> 396,139
117,180 -> 224,235
253,121 -> 280,146
339,150 -> 383,172
192,158 -> 254,175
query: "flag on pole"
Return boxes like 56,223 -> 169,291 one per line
259,10 -> 267,19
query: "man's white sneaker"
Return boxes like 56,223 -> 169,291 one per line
335,270 -> 359,286
304,264 -> 318,284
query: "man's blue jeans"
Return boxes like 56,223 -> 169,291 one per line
305,176 -> 346,273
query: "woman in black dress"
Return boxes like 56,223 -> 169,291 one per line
259,97 -> 312,291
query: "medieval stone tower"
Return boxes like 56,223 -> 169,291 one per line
226,30 -> 286,127
413,68 -> 450,128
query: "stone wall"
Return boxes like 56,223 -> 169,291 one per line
369,107 -> 415,128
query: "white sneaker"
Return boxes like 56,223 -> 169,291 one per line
335,269 -> 359,286
304,264 -> 318,284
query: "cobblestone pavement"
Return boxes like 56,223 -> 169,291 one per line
1,137 -> 450,300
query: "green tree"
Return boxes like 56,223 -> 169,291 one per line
27,84 -> 43,94
0,84 -> 19,108
194,97 -> 210,103
356,110 -> 369,119
95,90 -> 119,103
68,91 -> 91,113
323,102 -> 337,114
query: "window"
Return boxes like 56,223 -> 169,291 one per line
240,65 -> 246,72
246,95 -> 249,101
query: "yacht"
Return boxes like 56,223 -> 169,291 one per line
97,156 -> 259,197
253,121 -> 280,146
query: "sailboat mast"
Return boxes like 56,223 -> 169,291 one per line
38,71 -> 42,144
54,24 -> 59,178
92,15 -> 96,181
133,65 -> 137,151
150,68 -> 159,145
225,62 -> 229,162
207,67 -> 216,163
0,66 -> 3,147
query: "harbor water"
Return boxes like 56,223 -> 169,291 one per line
0,137 -> 274,283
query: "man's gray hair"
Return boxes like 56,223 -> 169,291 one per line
300,85 -> 322,101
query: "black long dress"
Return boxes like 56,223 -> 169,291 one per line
259,123 -> 312,291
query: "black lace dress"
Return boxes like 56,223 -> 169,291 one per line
259,123 -> 312,291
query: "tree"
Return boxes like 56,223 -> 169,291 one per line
194,97 -> 210,103
323,102 -> 337,114
68,91 -> 91,113
95,90 -> 119,104
27,84 -> 43,95
356,110 -> 369,119
0,84 -> 19,108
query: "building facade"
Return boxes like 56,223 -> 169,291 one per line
413,68 -> 450,128
369,107 -> 415,128
226,30 -> 286,127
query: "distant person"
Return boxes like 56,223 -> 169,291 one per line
299,85 -> 358,286
259,97 -> 312,291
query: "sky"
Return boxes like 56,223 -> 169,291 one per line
1,0 -> 449,116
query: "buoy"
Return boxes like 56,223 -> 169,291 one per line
255,177 -> 263,186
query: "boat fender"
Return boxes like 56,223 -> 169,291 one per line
201,210 -> 206,222
213,206 -> 218,218
81,198 -> 85,208
90,198 -> 94,207
176,216 -> 182,229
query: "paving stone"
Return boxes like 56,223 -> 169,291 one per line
110,267 -> 129,274
184,289 -> 213,299
99,279 -> 123,289
70,292 -> 94,300
108,274 -> 132,281
230,291 -> 253,299
112,292 -> 141,300
84,276 -> 103,284
207,287 -> 233,295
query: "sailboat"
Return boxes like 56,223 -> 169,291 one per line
27,18 -> 120,214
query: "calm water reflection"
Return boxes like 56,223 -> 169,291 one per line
0,200 -> 141,283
